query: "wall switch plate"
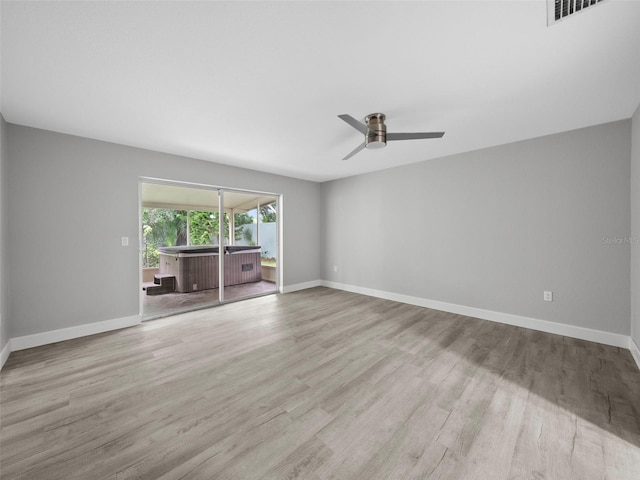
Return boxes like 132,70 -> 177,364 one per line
544,291 -> 553,302
121,236 -> 129,247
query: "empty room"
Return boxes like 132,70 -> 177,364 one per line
1,1 -> 639,479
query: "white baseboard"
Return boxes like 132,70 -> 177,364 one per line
282,280 -> 322,294
0,339 -> 11,369
321,280 -> 630,350
4,281 -> 323,357
3,287 -> 637,373
10,315 -> 141,352
629,337 -> 640,371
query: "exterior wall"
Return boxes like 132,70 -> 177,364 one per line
142,267 -> 159,284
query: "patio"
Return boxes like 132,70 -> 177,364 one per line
142,279 -> 277,319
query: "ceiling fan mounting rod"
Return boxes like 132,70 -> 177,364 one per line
365,113 -> 386,149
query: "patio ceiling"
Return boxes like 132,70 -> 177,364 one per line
141,182 -> 276,213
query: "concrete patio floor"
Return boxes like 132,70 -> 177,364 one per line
142,280 -> 277,319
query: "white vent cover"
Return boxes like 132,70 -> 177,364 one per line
547,0 -> 606,25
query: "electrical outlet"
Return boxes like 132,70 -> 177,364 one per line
121,236 -> 129,247
193,284 -> 197,290
333,265 -> 338,272
544,291 -> 553,302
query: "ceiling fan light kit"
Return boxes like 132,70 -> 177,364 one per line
338,113 -> 444,160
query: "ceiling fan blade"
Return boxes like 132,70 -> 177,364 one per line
338,114 -> 369,135
387,132 -> 445,141
342,142 -> 366,160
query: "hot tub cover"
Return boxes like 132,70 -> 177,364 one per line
159,245 -> 219,254
158,245 -> 262,254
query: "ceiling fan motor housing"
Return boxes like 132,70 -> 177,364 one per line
365,113 -> 387,149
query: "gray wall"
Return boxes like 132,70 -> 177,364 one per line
321,120 -> 631,335
7,125 -> 321,338
4,118 -> 636,342
632,105 -> 640,346
0,114 -> 8,353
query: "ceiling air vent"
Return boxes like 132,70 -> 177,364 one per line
547,0 -> 606,25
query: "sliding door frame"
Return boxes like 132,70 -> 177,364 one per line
139,176 -> 283,319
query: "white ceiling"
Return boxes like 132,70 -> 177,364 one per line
2,1 -> 640,182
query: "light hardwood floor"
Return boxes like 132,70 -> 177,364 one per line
1,287 -> 639,479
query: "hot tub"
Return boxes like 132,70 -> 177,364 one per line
158,245 -> 262,293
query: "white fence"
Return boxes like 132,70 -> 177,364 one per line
236,223 -> 277,258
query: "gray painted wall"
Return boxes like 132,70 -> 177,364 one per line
4,118 -> 636,344
632,105 -> 640,346
321,120 -> 631,335
0,114 -> 8,354
7,125 -> 321,338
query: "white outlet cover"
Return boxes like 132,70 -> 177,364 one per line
544,291 -> 553,302
121,236 -> 129,246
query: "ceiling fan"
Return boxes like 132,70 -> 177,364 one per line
338,113 -> 444,160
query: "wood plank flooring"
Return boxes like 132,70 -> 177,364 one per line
1,287 -> 639,479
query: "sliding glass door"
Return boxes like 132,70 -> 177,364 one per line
140,179 -> 280,319
220,191 -> 279,302
140,182 -> 221,318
